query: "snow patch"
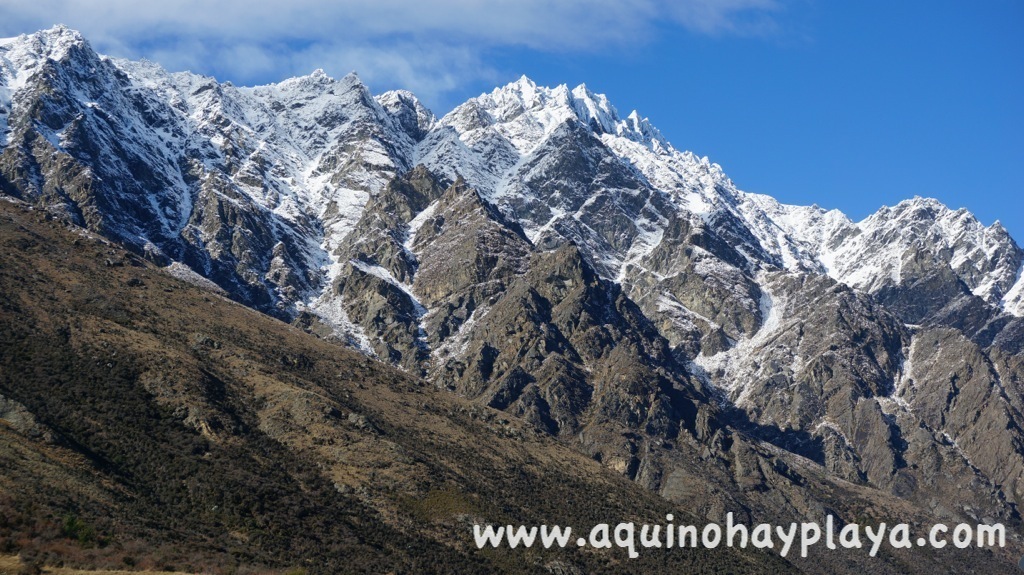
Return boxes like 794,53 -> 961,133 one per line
405,200 -> 438,252
693,275 -> 786,407
163,262 -> 226,294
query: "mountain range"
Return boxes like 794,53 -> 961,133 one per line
1,26 -> 1022,572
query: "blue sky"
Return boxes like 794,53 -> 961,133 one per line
3,0 -> 1022,239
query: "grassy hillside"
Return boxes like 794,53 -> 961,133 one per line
0,198 -> 787,573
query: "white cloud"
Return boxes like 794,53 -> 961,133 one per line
0,0 -> 782,106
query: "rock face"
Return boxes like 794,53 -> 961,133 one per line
3,200 -> 816,574
3,26 -> 1023,549
694,272 -> 1023,524
0,27 -> 420,318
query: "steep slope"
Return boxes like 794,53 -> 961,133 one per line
418,77 -> 778,356
3,28 -> 1020,332
0,27 -> 425,321
694,271 -> 1024,523
411,76 -> 1024,526
754,195 -> 1024,327
418,77 -> 1023,369
316,166 -> 1024,565
4,174 -> 1018,575
0,197 -> 808,574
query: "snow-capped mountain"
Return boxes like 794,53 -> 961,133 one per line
3,27 -> 1019,322
1,26 -> 435,319
422,75 -> 1023,315
3,26 -> 1024,535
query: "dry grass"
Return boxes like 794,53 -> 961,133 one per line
0,555 -> 189,575
0,196 -> 793,573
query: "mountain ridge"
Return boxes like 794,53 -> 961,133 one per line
2,26 -> 1023,571
2,26 -> 1019,320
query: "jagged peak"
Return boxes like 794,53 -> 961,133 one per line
376,89 -> 436,138
377,88 -> 432,116
568,83 -> 620,134
0,26 -> 101,95
378,88 -> 418,102
486,74 -> 546,111
444,76 -> 672,154
867,196 -> 948,223
498,74 -> 542,98
1,25 -> 93,62
1,24 -> 86,49
895,195 -> 949,210
624,109 -> 669,151
274,68 -> 339,90
872,197 -> 1000,236
256,69 -> 384,117
338,71 -> 379,102
854,195 -> 1022,266
512,74 -> 536,88
0,25 -> 93,68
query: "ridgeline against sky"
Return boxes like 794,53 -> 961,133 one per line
1,1 -> 1021,239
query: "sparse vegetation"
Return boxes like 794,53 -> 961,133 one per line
0,202 -> 790,573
